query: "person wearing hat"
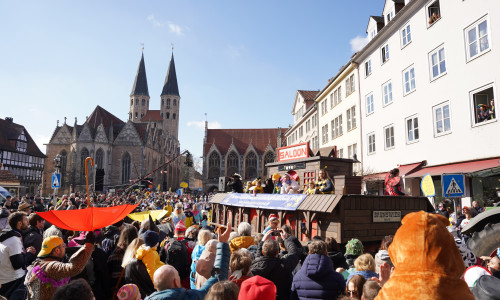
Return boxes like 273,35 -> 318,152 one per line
262,214 -> 280,235
280,173 -> 299,194
238,275 -> 276,300
184,204 -> 194,228
25,232 -> 96,300
271,173 -> 282,194
117,283 -> 142,300
18,201 -> 33,215
227,173 -> 243,193
171,203 -> 185,226
136,230 -> 164,282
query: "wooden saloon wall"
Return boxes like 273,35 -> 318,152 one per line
210,192 -> 434,244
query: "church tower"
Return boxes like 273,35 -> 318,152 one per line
160,52 -> 180,140
129,52 -> 150,122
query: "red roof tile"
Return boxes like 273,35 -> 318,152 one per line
297,90 -> 319,102
0,169 -> 20,184
204,128 -> 287,156
141,110 -> 162,122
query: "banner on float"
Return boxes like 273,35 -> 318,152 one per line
221,193 -> 307,210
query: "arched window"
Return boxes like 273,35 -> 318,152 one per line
173,99 -> 177,106
131,99 -> 133,106
166,112 -> 170,119
135,99 -> 138,106
263,151 -> 275,177
167,98 -> 171,108
208,152 -> 220,179
226,152 -> 239,177
161,99 -> 164,106
245,152 -> 257,179
122,152 -> 131,184
59,150 -> 67,188
142,99 -> 145,106
173,113 -> 176,120
95,148 -> 104,169
80,148 -> 89,184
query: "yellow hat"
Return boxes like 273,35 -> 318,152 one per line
38,236 -> 64,257
272,173 -> 281,181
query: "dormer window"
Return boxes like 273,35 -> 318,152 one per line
427,0 -> 441,26
16,131 -> 27,153
386,11 -> 394,23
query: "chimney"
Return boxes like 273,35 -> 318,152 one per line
5,117 -> 13,124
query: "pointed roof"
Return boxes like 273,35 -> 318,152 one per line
161,53 -> 180,97
130,52 -> 150,97
85,105 -> 125,140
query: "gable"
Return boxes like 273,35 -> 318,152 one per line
94,124 -> 108,144
114,121 -> 143,146
51,125 -> 72,144
78,125 -> 93,142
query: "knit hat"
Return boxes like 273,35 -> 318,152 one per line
175,220 -> 186,232
463,266 -> 491,288
38,236 -> 64,257
117,284 -> 141,300
143,230 -> 160,247
238,275 -> 276,300
345,238 -> 364,256
268,214 -> 278,223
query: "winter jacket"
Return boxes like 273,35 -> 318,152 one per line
291,253 -> 345,300
23,225 -> 44,255
136,245 -> 165,282
327,251 -> 349,270
250,236 -> 300,300
190,244 -> 205,289
145,242 -> 230,300
229,235 -> 255,252
346,269 -> 379,283
25,243 -> 94,300
124,258 -> 155,299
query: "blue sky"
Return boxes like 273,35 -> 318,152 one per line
0,0 -> 382,167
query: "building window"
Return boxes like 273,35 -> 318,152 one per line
306,120 -> 311,133
470,84 -> 496,125
348,144 -> 357,159
166,112 -> 170,119
321,124 -> 329,144
16,131 -> 27,153
245,152 -> 257,180
321,100 -> 328,116
329,93 -> 334,109
173,99 -> 177,106
263,151 -> 274,177
173,113 -> 176,120
161,99 -> 164,106
346,75 -> 355,96
370,29 -> 376,40
366,93 -> 374,115
381,44 -> 390,64
406,115 -> 419,143
331,115 -> 343,139
382,81 -> 393,106
403,65 -> 416,95
226,152 -> 239,177
121,152 -> 131,184
386,11 -> 394,23
384,125 -> 395,150
135,112 -> 138,118
401,24 -> 412,47
142,99 -> 145,106
346,106 -> 356,131
429,45 -> 447,80
208,152 -> 220,179
81,148 -> 90,184
427,0 -> 441,26
338,148 -> 343,158
95,148 -> 104,169
131,99 -> 133,106
465,16 -> 490,61
166,98 -> 171,108
365,60 -> 372,77
299,126 -> 303,138
368,133 -> 376,154
135,99 -> 138,106
433,101 -> 452,136
334,86 -> 342,106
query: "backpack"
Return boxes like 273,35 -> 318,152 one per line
165,239 -> 190,279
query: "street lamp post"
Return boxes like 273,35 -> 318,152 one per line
53,154 -> 61,207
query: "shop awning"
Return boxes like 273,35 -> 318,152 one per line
363,161 -> 425,181
406,158 -> 500,178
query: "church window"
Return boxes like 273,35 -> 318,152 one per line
226,152 -> 239,177
80,148 -> 90,184
131,100 -> 133,106
121,152 -> 131,184
142,99 -> 145,106
135,112 -> 138,118
208,152 -> 220,179
166,112 -> 170,119
263,151 -> 274,177
135,99 -> 138,106
95,148 -> 104,169
141,113 -> 144,118
245,152 -> 257,180
173,113 -> 176,120
167,99 -> 171,109
173,99 -> 177,106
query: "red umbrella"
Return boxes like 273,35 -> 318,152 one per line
37,204 -> 138,231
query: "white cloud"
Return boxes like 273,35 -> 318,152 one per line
147,14 -> 165,27
350,35 -> 369,52
187,121 -> 222,130
168,23 -> 183,36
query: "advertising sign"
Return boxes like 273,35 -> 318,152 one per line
420,173 -> 435,197
221,193 -> 307,211
373,211 -> 402,222
277,142 -> 309,162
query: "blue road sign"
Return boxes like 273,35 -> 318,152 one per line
51,173 -> 61,189
442,174 -> 465,197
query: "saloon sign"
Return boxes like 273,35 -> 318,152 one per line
277,143 -> 310,162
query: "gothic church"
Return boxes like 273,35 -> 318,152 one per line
42,52 -> 181,196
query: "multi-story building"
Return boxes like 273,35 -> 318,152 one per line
42,52 -> 182,195
316,62 -> 362,175
353,0 -> 500,203
0,117 -> 45,195
285,90 -> 320,150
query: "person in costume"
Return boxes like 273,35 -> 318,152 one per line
272,173 -> 282,194
171,203 -> 185,226
304,181 -> 319,195
245,181 -> 254,194
163,200 -> 172,217
184,204 -> 194,228
192,204 -> 202,225
316,169 -> 334,194
384,168 -> 405,196
135,230 -> 164,282
253,179 -> 264,196
227,173 -> 243,193
280,173 -> 299,194
262,214 -> 279,235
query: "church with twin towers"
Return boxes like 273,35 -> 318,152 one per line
42,51 -> 182,196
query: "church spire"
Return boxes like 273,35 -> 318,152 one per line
161,52 -> 180,96
130,52 -> 149,97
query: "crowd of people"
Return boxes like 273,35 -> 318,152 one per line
0,188 -> 499,300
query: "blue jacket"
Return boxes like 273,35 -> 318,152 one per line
189,244 -> 206,289
346,269 -> 379,283
291,253 -> 345,300
145,242 -> 230,300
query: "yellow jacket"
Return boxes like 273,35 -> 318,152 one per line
229,236 -> 255,253
136,246 -> 165,281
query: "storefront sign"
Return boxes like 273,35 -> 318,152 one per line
277,143 -> 309,162
221,193 -> 307,211
278,162 -> 306,171
373,211 -> 401,222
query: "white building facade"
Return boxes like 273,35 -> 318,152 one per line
285,90 -> 320,150
354,0 -> 500,203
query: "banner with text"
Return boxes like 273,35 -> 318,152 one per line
221,193 -> 307,211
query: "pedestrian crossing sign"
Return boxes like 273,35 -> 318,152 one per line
442,174 -> 465,197
51,173 -> 61,189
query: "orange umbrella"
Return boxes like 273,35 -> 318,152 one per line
37,204 -> 138,231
